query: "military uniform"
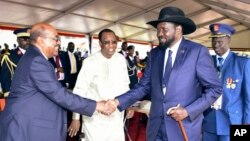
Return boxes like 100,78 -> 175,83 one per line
203,23 -> 250,141
0,27 -> 30,96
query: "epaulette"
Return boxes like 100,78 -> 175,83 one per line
1,53 -> 17,78
138,63 -> 146,69
3,92 -> 10,97
0,91 -> 9,98
236,52 -> 250,58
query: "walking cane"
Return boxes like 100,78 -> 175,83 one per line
166,104 -> 188,141
177,120 -> 188,141
123,116 -> 132,141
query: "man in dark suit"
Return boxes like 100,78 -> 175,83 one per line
119,41 -> 128,57
49,45 -> 67,87
0,27 -> 30,97
203,23 -> 250,141
64,42 -> 82,141
64,42 -> 80,90
107,7 -> 222,141
0,23 -> 110,141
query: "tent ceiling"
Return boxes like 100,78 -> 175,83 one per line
0,0 -> 249,49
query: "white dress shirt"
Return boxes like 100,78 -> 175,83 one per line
18,47 -> 26,54
72,51 -> 130,141
68,51 -> 77,74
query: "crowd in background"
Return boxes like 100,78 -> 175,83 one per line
0,28 -> 150,141
0,6 -> 249,141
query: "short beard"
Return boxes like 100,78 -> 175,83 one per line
159,37 -> 175,50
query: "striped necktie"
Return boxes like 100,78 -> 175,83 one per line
217,57 -> 224,72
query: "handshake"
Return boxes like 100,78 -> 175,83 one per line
96,99 -> 120,116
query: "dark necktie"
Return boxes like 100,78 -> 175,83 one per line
217,57 -> 224,78
217,57 -> 224,72
163,50 -> 173,87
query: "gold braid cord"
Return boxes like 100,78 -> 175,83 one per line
1,53 -> 17,79
126,60 -> 137,76
137,63 -> 145,70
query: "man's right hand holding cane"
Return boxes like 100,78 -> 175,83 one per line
166,104 -> 188,121
167,104 -> 189,141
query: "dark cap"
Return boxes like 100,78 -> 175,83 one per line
127,45 -> 135,50
147,7 -> 196,35
209,23 -> 235,38
13,27 -> 30,37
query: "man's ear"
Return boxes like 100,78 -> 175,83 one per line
227,36 -> 231,43
37,36 -> 44,44
176,25 -> 182,34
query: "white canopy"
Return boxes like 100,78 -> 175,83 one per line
0,0 -> 249,50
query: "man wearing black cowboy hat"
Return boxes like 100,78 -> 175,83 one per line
106,7 -> 222,141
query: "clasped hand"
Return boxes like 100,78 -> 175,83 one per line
68,99 -> 120,137
96,99 -> 119,116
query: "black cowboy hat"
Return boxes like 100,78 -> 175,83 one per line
147,7 -> 196,35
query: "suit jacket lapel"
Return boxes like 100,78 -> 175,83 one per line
163,39 -> 189,99
158,48 -> 166,94
221,51 -> 233,72
172,39 -> 189,73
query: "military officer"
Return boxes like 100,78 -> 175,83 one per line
0,27 -> 30,96
203,23 -> 250,141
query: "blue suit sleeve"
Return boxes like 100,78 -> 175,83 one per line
117,51 -> 152,111
30,56 -> 96,117
186,46 -> 222,121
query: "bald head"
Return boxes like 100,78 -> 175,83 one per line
29,23 -> 60,58
30,23 -> 56,43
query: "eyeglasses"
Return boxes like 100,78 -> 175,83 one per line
44,36 -> 60,42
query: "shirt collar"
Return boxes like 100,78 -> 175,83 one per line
129,55 -> 134,60
216,49 -> 230,61
40,51 -> 48,60
68,51 -> 74,55
18,47 -> 26,54
167,37 -> 182,53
